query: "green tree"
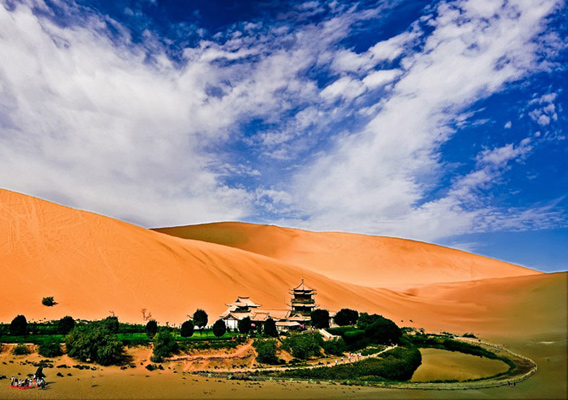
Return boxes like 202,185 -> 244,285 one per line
192,309 -> 208,333
311,309 -> 330,329
101,316 -> 119,334
253,339 -> 279,364
238,317 -> 251,334
282,332 -> 323,360
263,318 -> 278,337
39,336 -> 63,357
357,313 -> 401,345
145,320 -> 158,339
333,308 -> 359,326
212,319 -> 227,337
57,316 -> 76,335
322,337 -> 346,356
180,320 -> 194,338
65,323 -> 124,366
10,315 -> 28,336
151,329 -> 178,363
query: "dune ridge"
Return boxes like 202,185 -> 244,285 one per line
155,222 -> 540,287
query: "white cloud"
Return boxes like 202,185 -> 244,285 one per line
320,76 -> 366,102
0,0 -> 564,244
362,69 -> 401,89
288,0 -> 562,241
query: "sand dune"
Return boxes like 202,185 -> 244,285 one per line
155,222 -> 540,287
0,189 -> 442,325
0,189 -> 564,342
0,189 -> 565,398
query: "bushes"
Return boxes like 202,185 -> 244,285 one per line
12,344 -> 30,356
322,338 -> 346,356
10,315 -> 28,336
57,316 -> 76,335
39,337 -> 63,357
275,346 -> 421,382
410,335 -> 499,360
101,317 -> 119,334
358,313 -> 401,345
334,308 -> 359,326
253,339 -> 279,364
282,332 -> 323,360
212,320 -> 227,337
151,329 -> 178,363
145,320 -> 158,339
65,322 -> 125,366
311,309 -> 330,329
42,297 -> 57,307
180,320 -> 194,338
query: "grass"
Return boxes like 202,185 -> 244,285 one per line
0,329 -> 239,345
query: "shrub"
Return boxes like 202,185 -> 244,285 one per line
253,339 -> 279,364
39,337 -> 63,357
334,309 -> 359,326
12,344 -> 30,355
238,317 -> 251,334
311,309 -> 330,329
10,315 -> 28,336
101,317 -> 119,334
151,329 -> 178,363
180,320 -> 194,338
322,338 -> 346,356
275,346 -> 421,382
212,319 -> 227,337
263,318 -> 278,337
282,332 -> 323,360
42,297 -> 56,307
65,323 -> 125,366
145,320 -> 158,339
57,316 -> 76,335
358,313 -> 401,345
192,309 -> 208,332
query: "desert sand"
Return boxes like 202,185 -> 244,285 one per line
0,189 -> 566,399
155,222 -> 539,287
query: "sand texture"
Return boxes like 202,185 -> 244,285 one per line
155,222 -> 539,287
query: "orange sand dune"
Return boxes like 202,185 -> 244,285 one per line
0,189 -> 563,343
155,222 -> 540,287
0,189 -> 436,325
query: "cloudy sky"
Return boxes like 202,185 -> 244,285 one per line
1,0 -> 566,272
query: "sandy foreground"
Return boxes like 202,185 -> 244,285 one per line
0,189 -> 566,398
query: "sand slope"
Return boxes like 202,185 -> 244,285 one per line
0,189 -> 437,324
0,189 -> 564,339
155,222 -> 540,287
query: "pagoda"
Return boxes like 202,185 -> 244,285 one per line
288,279 -> 317,323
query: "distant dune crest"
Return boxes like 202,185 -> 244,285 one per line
155,222 -> 539,287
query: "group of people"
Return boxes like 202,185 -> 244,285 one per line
9,374 -> 46,390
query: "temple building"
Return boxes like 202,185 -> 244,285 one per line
219,280 -> 319,332
220,296 -> 262,330
275,280 -> 319,332
289,279 -> 317,317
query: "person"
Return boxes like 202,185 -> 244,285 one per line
10,376 -> 15,387
37,378 -> 46,390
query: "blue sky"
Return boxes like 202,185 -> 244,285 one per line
0,0 -> 566,272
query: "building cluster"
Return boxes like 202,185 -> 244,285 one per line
219,280 -> 318,332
